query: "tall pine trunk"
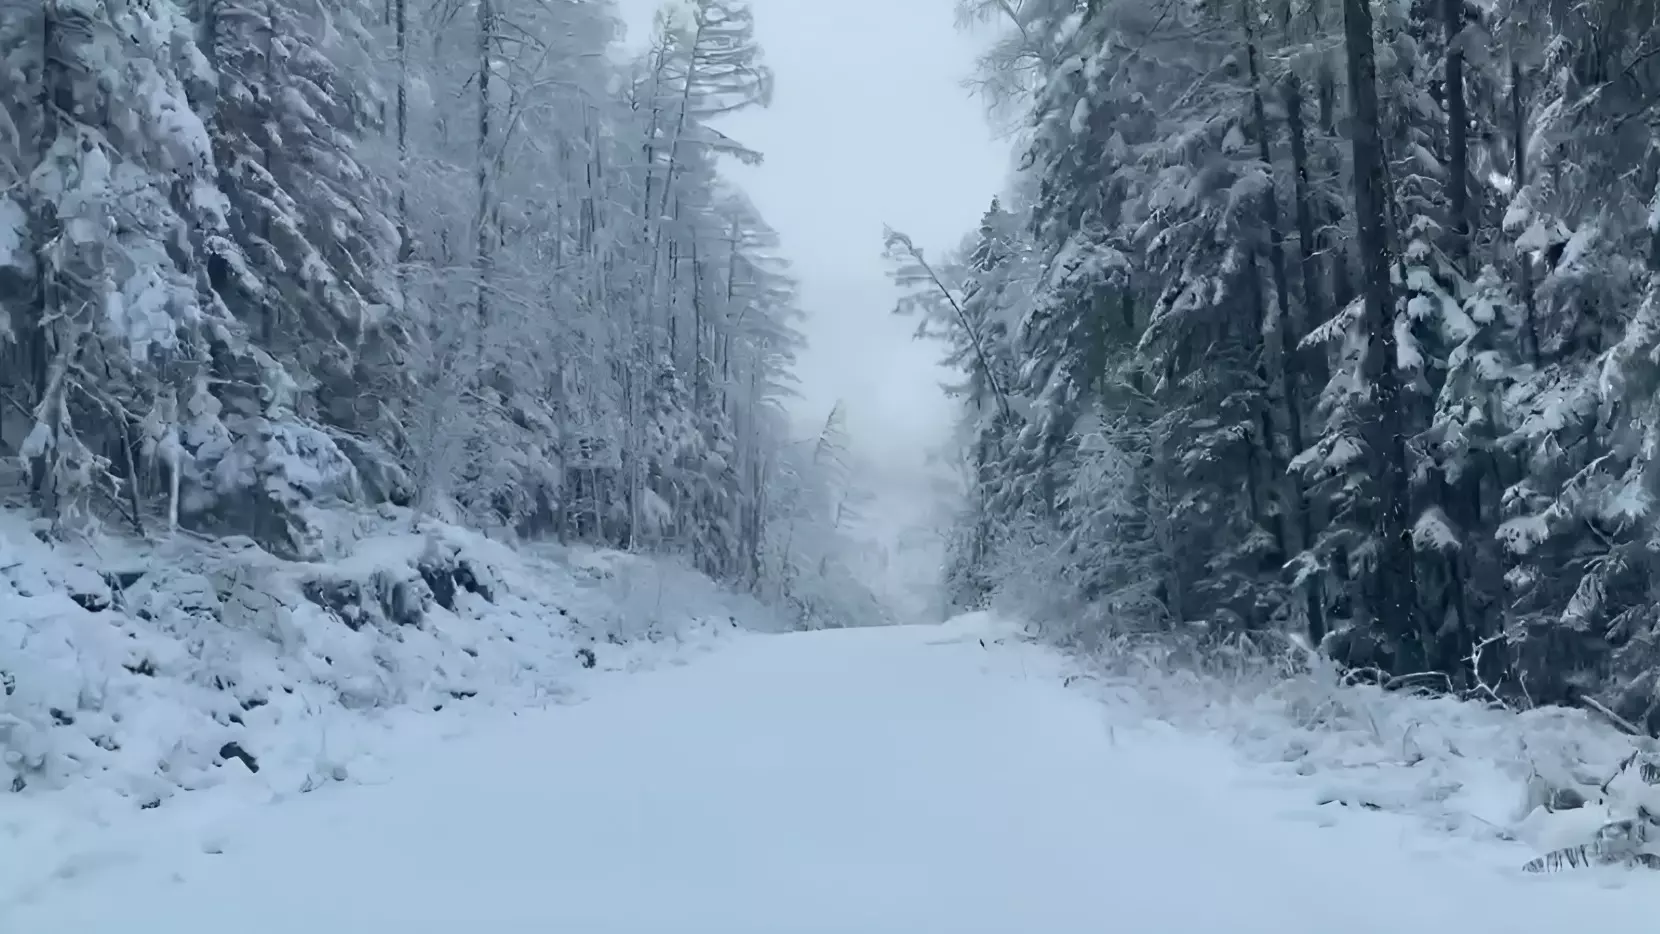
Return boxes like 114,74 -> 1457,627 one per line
1342,0 -> 1422,656
396,0 -> 410,272
1442,0 -> 1470,273
1439,0 -> 1478,682
1243,0 -> 1323,640
475,0 -> 494,328
1511,60 -> 1541,365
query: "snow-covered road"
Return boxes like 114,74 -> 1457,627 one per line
6,616 -> 1659,932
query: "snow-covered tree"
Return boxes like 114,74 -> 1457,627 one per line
0,0 -> 865,629
925,0 -> 1660,718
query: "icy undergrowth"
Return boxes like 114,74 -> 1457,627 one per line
1047,627 -> 1660,874
0,505 -> 782,900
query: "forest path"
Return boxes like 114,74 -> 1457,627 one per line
5,615 -> 1655,932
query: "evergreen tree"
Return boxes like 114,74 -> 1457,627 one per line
925,0 -> 1660,723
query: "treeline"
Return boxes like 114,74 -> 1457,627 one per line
911,0 -> 1660,725
0,0 -> 883,627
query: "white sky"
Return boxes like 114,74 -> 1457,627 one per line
614,0 -> 1010,473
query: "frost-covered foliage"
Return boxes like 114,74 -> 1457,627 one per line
0,0 -> 868,625
921,0 -> 1660,731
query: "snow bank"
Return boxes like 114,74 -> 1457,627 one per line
1036,625 -> 1660,873
0,506 -> 780,836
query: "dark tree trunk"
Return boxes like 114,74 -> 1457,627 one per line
1511,60 -> 1541,365
1342,0 -> 1422,660
1442,0 -> 1470,272
1243,0 -> 1323,638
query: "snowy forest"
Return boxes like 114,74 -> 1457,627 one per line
914,0 -> 1660,729
0,0 -> 885,628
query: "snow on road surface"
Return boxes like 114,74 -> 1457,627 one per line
6,615 -> 1660,933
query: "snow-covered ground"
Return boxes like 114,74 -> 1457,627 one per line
0,506 -> 787,915
6,612 -> 1660,932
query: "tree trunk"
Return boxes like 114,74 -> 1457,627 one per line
396,0 -> 410,270
29,0 -> 72,520
1442,0 -> 1470,273
475,0 -> 494,327
721,218 -> 740,414
1243,0 -> 1323,639
1342,0 -> 1421,654
1511,60 -> 1540,364
1283,67 -> 1324,351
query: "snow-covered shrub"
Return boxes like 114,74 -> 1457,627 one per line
1040,615 -> 1660,873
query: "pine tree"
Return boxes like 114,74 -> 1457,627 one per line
928,0 -> 1660,717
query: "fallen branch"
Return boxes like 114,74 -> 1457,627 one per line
1579,694 -> 1645,739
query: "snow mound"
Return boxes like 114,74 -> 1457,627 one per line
1042,626 -> 1660,874
0,506 -> 779,813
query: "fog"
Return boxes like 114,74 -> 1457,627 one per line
615,0 -> 1011,616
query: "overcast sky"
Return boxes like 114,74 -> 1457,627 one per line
614,0 -> 1010,474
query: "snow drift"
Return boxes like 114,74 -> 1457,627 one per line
0,506 -> 783,811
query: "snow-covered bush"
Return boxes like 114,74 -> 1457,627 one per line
1044,619 -> 1660,874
